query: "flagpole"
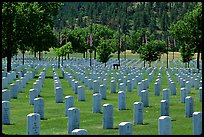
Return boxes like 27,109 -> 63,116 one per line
124,34 -> 126,60
167,37 -> 169,69
90,23 -> 92,68
118,25 -> 120,66
58,31 -> 61,69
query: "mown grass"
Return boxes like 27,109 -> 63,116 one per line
2,59 -> 202,135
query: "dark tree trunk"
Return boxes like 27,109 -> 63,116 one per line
197,51 -> 200,70
86,49 -> 88,58
6,17 -> 12,72
62,56 -> 63,66
83,51 -> 85,58
39,51 -> 41,60
34,51 -> 37,58
22,51 -> 25,65
68,53 -> 70,59
58,56 -> 60,68
94,49 -> 96,59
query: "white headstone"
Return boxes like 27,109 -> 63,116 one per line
185,81 -> 191,94
2,89 -> 10,101
99,85 -> 106,100
2,101 -> 10,125
185,96 -> 194,118
88,79 -> 93,90
55,87 -> 63,103
93,80 -> 99,93
27,113 -> 40,135
119,83 -> 126,92
34,98 -> 44,119
137,82 -> 142,96
118,122 -> 132,135
199,87 -> 202,102
16,80 -> 22,92
118,91 -> 126,110
127,80 -> 132,92
160,100 -> 169,116
2,77 -> 8,89
111,80 -> 116,93
10,83 -> 18,99
170,82 -> 176,95
74,81 -> 79,94
140,90 -> 149,107
30,89 -> 38,105
162,89 -> 170,103
71,129 -> 88,135
180,88 -> 187,103
103,104 -> 113,129
194,79 -> 199,90
133,102 -> 143,125
68,107 -> 80,133
192,112 -> 202,135
158,116 -> 171,135
65,96 -> 74,116
154,82 -> 160,96
92,93 -> 102,113
78,86 -> 85,101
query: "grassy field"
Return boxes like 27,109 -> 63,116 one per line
27,49 -> 201,61
2,58 -> 202,135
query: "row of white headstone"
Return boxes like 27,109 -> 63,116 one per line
6,99 -> 197,135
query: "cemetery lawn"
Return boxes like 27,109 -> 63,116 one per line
2,58 -> 202,135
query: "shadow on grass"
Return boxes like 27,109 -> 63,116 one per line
3,123 -> 15,125
41,118 -> 48,121
171,119 -> 176,121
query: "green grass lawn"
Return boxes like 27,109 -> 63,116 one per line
2,59 -> 202,135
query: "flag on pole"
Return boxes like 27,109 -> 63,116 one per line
90,24 -> 93,48
145,34 -> 148,44
168,36 -> 170,49
120,32 -> 122,49
59,32 -> 62,45
174,39 -> 176,47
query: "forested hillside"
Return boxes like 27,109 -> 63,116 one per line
55,2 -> 197,37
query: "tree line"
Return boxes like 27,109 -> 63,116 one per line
2,2 -> 202,72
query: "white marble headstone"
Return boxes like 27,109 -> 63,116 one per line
2,101 -> 10,125
158,116 -> 171,135
118,91 -> 126,110
133,102 -> 143,125
118,122 -> 132,135
68,107 -> 80,133
103,104 -> 113,129
65,96 -> 74,116
27,113 -> 40,135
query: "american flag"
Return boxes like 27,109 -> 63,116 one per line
90,24 -> 93,48
120,32 -> 122,49
145,34 -> 148,44
59,32 -> 62,45
174,39 -> 176,47
168,37 -> 170,49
